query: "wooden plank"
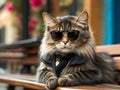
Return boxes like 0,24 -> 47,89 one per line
1,74 -> 36,81
23,47 -> 39,54
0,37 -> 41,50
56,86 -> 97,90
0,52 -> 25,58
21,56 -> 39,65
0,56 -> 38,65
0,74 -> 120,90
0,48 -> 25,52
114,57 -> 120,70
96,44 -> 120,55
0,75 -> 46,90
56,84 -> 120,90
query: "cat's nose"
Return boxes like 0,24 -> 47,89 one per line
62,34 -> 68,44
63,38 -> 69,44
63,41 -> 68,45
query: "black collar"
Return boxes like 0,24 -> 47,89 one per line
41,53 -> 86,66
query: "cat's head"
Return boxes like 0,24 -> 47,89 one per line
40,10 -> 95,57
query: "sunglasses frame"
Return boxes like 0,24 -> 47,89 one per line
50,30 -> 80,41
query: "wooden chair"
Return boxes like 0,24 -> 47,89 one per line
0,38 -> 120,90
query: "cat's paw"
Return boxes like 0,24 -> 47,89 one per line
58,75 -> 73,86
46,77 -> 58,90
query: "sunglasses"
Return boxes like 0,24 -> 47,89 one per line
50,30 -> 79,41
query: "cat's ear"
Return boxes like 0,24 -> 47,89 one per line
76,10 -> 88,23
42,12 -> 58,27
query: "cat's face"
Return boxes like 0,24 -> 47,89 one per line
41,10 -> 94,55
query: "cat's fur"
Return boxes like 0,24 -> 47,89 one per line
36,10 -> 117,90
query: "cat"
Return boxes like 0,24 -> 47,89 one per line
36,10 -> 117,90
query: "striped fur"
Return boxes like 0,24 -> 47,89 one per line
36,10 -> 117,90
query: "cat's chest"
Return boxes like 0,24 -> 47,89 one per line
41,53 -> 87,77
52,54 -> 72,77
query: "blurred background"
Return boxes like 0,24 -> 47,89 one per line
0,0 -> 120,45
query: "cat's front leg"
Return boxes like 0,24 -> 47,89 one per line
58,70 -> 102,86
46,76 -> 58,90
37,69 -> 58,90
36,62 -> 58,90
58,74 -> 79,86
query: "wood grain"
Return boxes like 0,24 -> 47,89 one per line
0,74 -> 120,90
96,44 -> 120,56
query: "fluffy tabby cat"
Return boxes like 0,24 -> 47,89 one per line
36,10 -> 117,90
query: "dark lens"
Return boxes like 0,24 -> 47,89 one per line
50,30 -> 63,41
68,30 -> 79,41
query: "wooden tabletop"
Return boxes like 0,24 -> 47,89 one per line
0,74 -> 120,90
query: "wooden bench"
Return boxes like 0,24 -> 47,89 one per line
0,38 -> 120,90
0,38 -> 41,74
